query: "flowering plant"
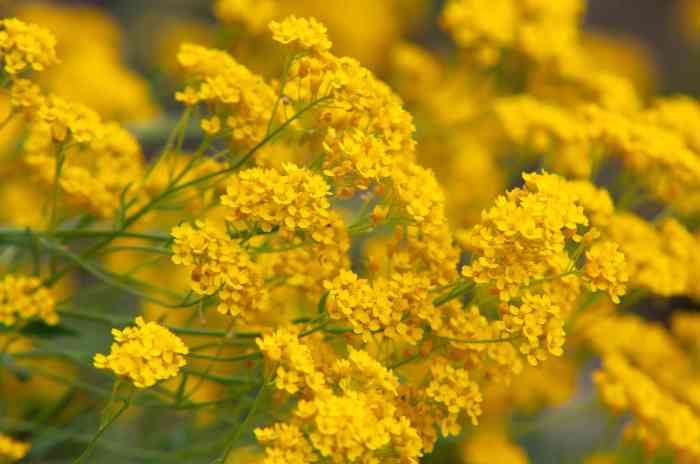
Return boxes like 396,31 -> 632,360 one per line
0,2 -> 699,463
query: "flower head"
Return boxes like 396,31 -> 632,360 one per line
93,317 -> 189,388
269,16 -> 332,54
0,274 -> 57,327
0,18 -> 58,75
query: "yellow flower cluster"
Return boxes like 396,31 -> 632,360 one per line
9,78 -> 44,115
441,0 -> 584,66
0,18 -> 58,76
34,94 -> 103,143
594,354 -> 700,460
323,270 -> 435,344
17,3 -> 158,121
24,117 -> 145,218
425,361 -> 483,435
461,171 -> 587,299
221,163 -> 331,238
175,43 -> 276,147
268,15 -> 417,193
457,171 -> 627,366
0,274 -> 58,327
269,16 -> 332,54
501,291 -> 565,366
2,5 -> 700,463
256,327 -> 325,394
582,241 -> 628,303
0,434 -> 30,462
585,105 -> 700,209
256,330 -> 423,463
93,316 -> 188,388
606,214 -> 700,297
171,220 -> 269,320
584,311 -> 700,458
214,0 -> 278,34
254,423 -> 316,464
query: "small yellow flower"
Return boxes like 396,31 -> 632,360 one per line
201,115 -> 221,135
269,16 -> 332,54
0,274 -> 58,327
0,18 -> 58,76
93,317 -> 189,388
583,241 -> 628,303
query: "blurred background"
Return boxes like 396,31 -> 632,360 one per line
15,0 -> 700,97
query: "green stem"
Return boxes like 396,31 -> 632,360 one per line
216,382 -> 268,463
73,380 -> 132,464
433,281 -> 475,307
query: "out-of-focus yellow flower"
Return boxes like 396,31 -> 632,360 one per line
0,434 -> 30,462
0,274 -> 57,327
0,18 -> 58,75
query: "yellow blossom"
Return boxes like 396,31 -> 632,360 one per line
269,16 -> 332,54
583,241 -> 628,303
0,274 -> 58,327
214,0 -> 278,34
0,18 -> 58,75
93,316 -> 189,388
221,163 -> 331,238
171,220 -> 269,320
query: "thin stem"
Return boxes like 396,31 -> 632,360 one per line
216,381 -> 268,463
433,281 -> 475,307
73,380 -> 133,464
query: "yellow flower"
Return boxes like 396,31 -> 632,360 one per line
426,361 -> 483,435
256,327 -> 326,395
594,354 -> 700,460
170,220 -> 269,320
0,434 -> 30,462
0,274 -> 58,327
323,270 -> 434,345
214,0 -> 278,34
175,43 -> 276,148
269,16 -> 332,54
93,316 -> 188,388
221,163 -> 331,238
34,94 -> 103,143
0,18 -> 58,75
460,171 -> 588,301
583,241 -> 628,303
255,423 -> 317,464
9,78 -> 44,115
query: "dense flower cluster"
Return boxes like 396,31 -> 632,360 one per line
175,43 -> 277,147
582,241 -> 628,303
594,354 -> 700,460
269,16 -> 332,53
221,163 -> 331,238
171,220 -> 269,320
93,317 -> 189,388
0,18 -> 58,76
256,330 -> 423,463
0,274 -> 58,327
441,0 -> 584,66
324,270 -> 435,344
